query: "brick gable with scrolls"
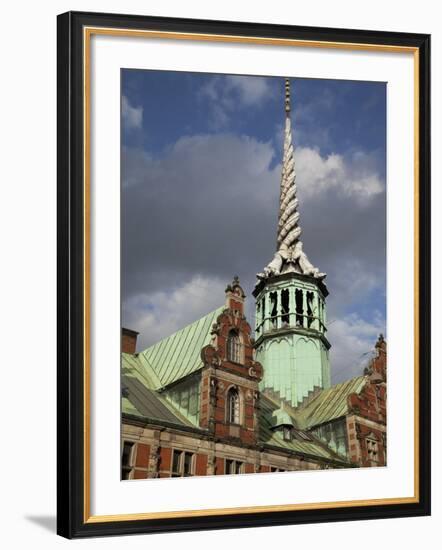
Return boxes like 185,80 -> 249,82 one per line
199,277 -> 263,447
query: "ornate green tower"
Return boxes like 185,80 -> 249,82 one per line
253,78 -> 331,407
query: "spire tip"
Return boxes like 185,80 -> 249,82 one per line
285,78 -> 291,114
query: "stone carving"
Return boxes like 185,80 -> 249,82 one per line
248,362 -> 263,381
207,454 -> 216,475
257,79 -> 326,283
147,443 -> 160,478
209,377 -> 218,401
201,344 -> 221,367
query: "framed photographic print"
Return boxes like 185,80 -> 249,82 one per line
57,11 -> 431,538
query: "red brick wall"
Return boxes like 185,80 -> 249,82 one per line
195,454 -> 208,476
159,447 -> 172,474
347,378 -> 387,467
215,457 -> 224,475
346,337 -> 387,468
210,382 -> 258,446
348,382 -> 386,424
198,282 -> 263,447
135,443 -> 150,468
122,328 -> 138,354
354,423 -> 386,467
229,298 -> 244,314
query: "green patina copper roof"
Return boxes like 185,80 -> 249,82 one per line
294,376 -> 367,429
259,396 -> 347,462
122,373 -> 194,427
122,352 -> 162,390
271,407 -> 295,428
122,396 -> 141,417
123,306 -> 224,390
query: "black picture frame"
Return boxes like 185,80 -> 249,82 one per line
57,10 -> 431,539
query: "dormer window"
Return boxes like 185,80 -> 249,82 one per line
227,387 -> 240,424
227,330 -> 242,363
271,407 -> 296,441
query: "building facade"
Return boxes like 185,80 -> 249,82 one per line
122,277 -> 351,479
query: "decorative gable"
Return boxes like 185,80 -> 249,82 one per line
198,277 -> 263,446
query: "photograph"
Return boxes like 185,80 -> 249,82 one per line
120,70 -> 387,479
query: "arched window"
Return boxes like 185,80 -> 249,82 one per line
227,330 -> 242,363
227,387 -> 240,424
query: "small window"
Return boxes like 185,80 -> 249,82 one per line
366,438 -> 379,463
270,467 -> 286,473
183,452 -> 193,476
172,449 -> 182,476
121,441 -> 134,480
225,459 -> 243,474
227,387 -> 240,424
227,330 -> 242,363
171,449 -> 195,477
283,426 -> 292,441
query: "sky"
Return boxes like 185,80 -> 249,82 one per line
121,69 -> 386,383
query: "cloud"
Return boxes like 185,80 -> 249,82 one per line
122,95 -> 143,130
199,75 -> 275,128
295,147 -> 384,204
328,311 -> 386,383
122,133 -> 386,380
328,258 -> 383,316
123,275 -> 226,350
122,133 -> 279,302
224,75 -> 274,107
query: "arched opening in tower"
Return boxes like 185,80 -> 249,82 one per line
281,289 -> 290,326
270,291 -> 278,328
295,289 -> 304,327
306,291 -> 314,329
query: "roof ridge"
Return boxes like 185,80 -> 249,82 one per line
136,306 -> 225,389
138,305 -> 224,354
295,375 -> 368,429
122,352 -> 161,389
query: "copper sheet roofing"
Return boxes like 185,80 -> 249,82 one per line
123,306 -> 224,390
122,374 -> 193,427
294,376 -> 367,429
259,395 -> 348,462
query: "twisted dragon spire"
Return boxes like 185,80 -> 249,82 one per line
277,78 -> 301,254
257,78 -> 325,282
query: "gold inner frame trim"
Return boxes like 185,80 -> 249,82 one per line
83,26 -> 420,524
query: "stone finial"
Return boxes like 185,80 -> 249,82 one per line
225,276 -> 245,298
375,333 -> 386,353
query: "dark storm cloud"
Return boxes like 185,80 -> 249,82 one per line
122,134 -> 280,303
